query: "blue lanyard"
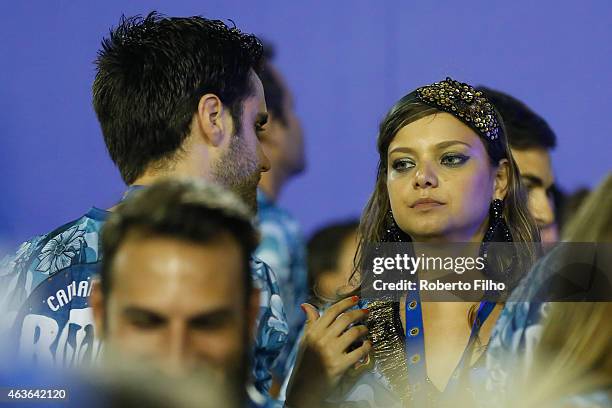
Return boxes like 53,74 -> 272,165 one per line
404,285 -> 496,404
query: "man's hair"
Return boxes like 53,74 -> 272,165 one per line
476,86 -> 556,150
93,12 -> 263,184
259,41 -> 287,126
100,178 -> 258,303
307,220 -> 359,287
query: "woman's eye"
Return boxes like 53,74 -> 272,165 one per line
441,154 -> 469,167
391,159 -> 415,171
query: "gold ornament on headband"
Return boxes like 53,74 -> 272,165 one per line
416,77 -> 501,141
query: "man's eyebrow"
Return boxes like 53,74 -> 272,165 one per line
188,308 -> 234,326
123,307 -> 166,323
521,174 -> 544,187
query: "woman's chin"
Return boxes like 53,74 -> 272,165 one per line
400,218 -> 447,239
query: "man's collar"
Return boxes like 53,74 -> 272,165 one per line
121,185 -> 146,202
257,188 -> 272,207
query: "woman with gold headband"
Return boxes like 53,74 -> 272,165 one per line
286,78 -> 540,408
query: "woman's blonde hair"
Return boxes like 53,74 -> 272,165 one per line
515,174 -> 612,407
561,173 -> 612,243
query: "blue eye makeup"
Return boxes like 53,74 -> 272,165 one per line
391,158 -> 416,172
390,153 -> 469,172
440,153 -> 469,167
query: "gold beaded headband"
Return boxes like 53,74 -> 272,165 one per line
415,77 -> 502,142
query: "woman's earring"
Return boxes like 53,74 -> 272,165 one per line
483,199 -> 513,243
481,199 -> 516,282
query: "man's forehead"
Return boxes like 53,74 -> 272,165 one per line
246,71 -> 267,114
111,233 -> 244,284
512,147 -> 555,186
249,70 -> 265,98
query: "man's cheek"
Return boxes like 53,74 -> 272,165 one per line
527,189 -> 538,211
195,328 -> 243,364
111,321 -> 162,353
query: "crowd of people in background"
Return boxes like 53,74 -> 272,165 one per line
0,11 -> 610,408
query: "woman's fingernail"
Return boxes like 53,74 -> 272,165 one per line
363,308 -> 370,314
351,295 -> 359,302
300,304 -> 307,313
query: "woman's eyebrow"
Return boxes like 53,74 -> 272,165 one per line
388,140 -> 471,155
388,146 -> 416,155
435,140 -> 472,149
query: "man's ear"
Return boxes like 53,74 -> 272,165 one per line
90,278 -> 106,338
196,94 -> 230,147
493,158 -> 510,201
247,288 -> 261,344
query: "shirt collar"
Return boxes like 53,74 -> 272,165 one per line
257,188 -> 272,208
121,184 -> 146,202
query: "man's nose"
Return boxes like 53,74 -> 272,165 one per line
259,143 -> 271,173
163,323 -> 190,377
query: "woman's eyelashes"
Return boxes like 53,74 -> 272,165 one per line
440,153 -> 470,167
391,158 -> 416,171
390,153 -> 470,172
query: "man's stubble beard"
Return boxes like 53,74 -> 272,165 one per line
211,133 -> 260,215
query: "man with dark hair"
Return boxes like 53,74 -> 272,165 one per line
90,178 -> 259,406
257,43 -> 306,191
253,42 -> 308,393
93,13 -> 269,211
477,87 -> 559,243
0,12 -> 287,397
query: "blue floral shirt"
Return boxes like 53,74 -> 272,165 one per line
254,190 -> 308,381
0,206 -> 288,395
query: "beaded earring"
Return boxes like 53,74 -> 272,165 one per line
483,199 -> 513,243
480,199 -> 516,284
382,210 -> 408,243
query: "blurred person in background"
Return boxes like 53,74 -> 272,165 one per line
0,359 -> 234,408
477,87 -> 559,246
307,220 -> 360,306
254,42 -> 308,394
84,366 -> 235,408
271,220 -> 359,402
491,174 -> 612,407
506,303 -> 612,408
557,186 -> 591,237
90,178 -> 260,406
0,12 -> 288,400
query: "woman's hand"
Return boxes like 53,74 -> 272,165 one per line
285,296 -> 371,408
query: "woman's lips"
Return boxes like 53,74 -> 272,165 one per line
410,198 -> 445,209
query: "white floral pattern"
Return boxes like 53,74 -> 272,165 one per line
268,294 -> 289,335
255,190 -> 308,383
36,224 -> 86,274
4,206 -> 288,404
